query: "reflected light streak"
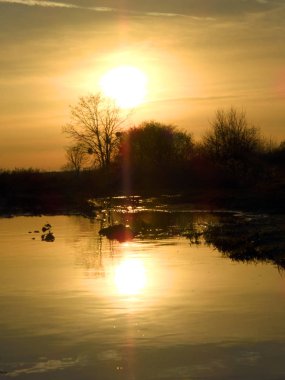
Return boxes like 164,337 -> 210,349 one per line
114,258 -> 146,296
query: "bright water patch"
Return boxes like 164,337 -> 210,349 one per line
0,214 -> 285,379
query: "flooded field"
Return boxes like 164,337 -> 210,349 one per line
0,209 -> 285,379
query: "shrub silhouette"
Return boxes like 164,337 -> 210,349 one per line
118,121 -> 193,191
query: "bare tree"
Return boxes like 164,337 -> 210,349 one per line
64,144 -> 88,173
202,108 -> 264,183
63,93 -> 126,169
203,108 -> 261,163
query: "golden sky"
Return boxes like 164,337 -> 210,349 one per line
0,0 -> 285,169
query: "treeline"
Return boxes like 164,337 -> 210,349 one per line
1,105 -> 285,214
63,105 -> 285,195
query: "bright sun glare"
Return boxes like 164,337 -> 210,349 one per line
100,66 -> 147,109
115,258 -> 146,296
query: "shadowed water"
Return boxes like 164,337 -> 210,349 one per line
0,211 -> 285,379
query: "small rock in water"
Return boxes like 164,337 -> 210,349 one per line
99,224 -> 134,242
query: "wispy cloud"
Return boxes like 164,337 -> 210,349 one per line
0,0 -> 206,18
6,357 -> 83,378
146,12 -> 184,17
0,0 -> 76,7
1,0 -> 284,18
90,7 -> 114,12
0,0 -> 223,19
0,0 -> 114,11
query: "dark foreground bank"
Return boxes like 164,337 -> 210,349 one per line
0,168 -> 285,216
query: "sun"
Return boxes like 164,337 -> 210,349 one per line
100,66 -> 147,109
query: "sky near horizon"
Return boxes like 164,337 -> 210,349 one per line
0,0 -> 285,170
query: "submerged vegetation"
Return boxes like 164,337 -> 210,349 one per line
185,213 -> 285,270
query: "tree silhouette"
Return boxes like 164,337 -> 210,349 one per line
203,108 -> 261,162
63,94 -> 126,169
64,144 -> 88,174
202,108 -> 262,183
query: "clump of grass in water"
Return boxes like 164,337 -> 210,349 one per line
41,223 -> 55,242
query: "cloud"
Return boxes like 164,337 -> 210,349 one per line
0,0 -> 214,19
145,12 -> 184,17
2,0 -> 282,18
6,357 -> 83,377
0,0 -> 185,16
0,0 -> 114,11
0,0 -> 76,7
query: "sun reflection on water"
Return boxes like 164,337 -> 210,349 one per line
114,258 -> 146,296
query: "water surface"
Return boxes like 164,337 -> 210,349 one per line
0,213 -> 285,379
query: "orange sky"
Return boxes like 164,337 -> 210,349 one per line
0,0 -> 285,169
